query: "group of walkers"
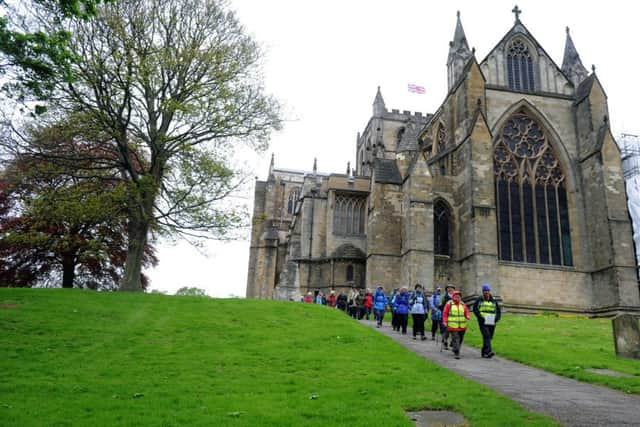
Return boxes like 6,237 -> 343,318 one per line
303,283 -> 501,360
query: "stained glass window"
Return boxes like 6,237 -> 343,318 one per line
333,193 -> 367,236
494,111 -> 572,266
507,39 -> 535,92
434,200 -> 451,256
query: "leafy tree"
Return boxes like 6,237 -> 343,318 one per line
0,116 -> 158,289
28,0 -> 280,291
175,287 -> 207,297
0,0 -> 108,102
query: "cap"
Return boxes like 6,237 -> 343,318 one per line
482,284 -> 491,292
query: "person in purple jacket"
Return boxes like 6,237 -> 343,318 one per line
394,286 -> 410,334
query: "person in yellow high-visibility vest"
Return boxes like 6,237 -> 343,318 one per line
442,290 -> 470,359
472,284 -> 502,358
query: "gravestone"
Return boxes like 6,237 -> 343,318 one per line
612,314 -> 640,359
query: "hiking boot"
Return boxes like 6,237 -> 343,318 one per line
487,352 -> 495,358
443,343 -> 448,350
454,353 -> 460,360
431,336 -> 435,341
413,336 -> 417,340
421,336 -> 426,341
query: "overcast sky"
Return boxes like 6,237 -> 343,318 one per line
147,0 -> 640,297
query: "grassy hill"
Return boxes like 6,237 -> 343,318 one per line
0,289 -> 556,426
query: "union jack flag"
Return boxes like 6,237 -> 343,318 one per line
408,83 -> 425,94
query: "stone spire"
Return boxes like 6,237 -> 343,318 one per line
268,152 -> 275,177
346,161 -> 351,176
312,157 -> 317,175
373,86 -> 386,117
561,27 -> 589,88
447,11 -> 473,91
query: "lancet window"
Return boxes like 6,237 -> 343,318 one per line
333,193 -> 366,236
434,199 -> 451,256
436,123 -> 447,153
506,39 -> 535,92
287,188 -> 300,215
494,111 -> 572,266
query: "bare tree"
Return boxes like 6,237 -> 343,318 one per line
29,0 -> 281,290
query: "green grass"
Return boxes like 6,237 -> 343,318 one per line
0,289 -> 556,427
460,313 -> 640,393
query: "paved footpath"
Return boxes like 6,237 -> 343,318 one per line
362,320 -> 640,427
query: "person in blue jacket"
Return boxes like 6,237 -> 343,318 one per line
430,287 -> 443,340
394,286 -> 410,334
372,286 -> 388,328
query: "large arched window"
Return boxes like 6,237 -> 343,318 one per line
333,193 -> 366,236
494,111 -> 572,266
287,188 -> 300,215
506,39 -> 535,92
434,199 -> 451,256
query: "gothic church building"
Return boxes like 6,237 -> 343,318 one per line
246,8 -> 640,315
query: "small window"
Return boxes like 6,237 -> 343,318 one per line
346,265 -> 354,282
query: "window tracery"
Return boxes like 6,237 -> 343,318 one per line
287,188 -> 300,215
333,193 -> 366,236
494,111 -> 572,266
506,39 -> 535,92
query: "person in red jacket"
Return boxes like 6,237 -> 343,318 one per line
364,289 -> 373,320
442,290 -> 470,359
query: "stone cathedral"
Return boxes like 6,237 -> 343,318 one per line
246,8 -> 640,315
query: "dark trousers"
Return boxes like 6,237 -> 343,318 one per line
397,313 -> 408,334
450,330 -> 466,355
391,310 -> 399,330
479,323 -> 496,355
442,326 -> 449,345
430,319 -> 442,337
412,313 -> 426,337
374,308 -> 385,326
365,307 -> 371,320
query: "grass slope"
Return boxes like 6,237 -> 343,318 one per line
0,289 -> 555,426
461,313 -> 640,393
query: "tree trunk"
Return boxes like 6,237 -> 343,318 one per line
61,253 -> 75,288
120,213 -> 150,291
120,186 -> 155,291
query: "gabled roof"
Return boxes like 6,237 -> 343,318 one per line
479,19 -> 573,88
373,158 -> 402,184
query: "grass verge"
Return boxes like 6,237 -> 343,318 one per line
0,289 -> 556,426
460,312 -> 640,393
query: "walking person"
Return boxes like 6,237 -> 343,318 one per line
336,292 -> 348,312
410,284 -> 429,340
348,286 -> 360,318
440,284 -> 455,350
430,287 -> 443,340
327,290 -> 337,308
355,290 -> 366,320
364,289 -> 373,320
390,288 -> 399,331
373,286 -> 388,328
442,290 -> 470,359
394,287 -> 410,334
473,284 -> 501,358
